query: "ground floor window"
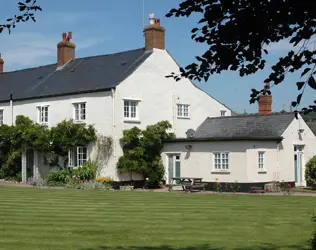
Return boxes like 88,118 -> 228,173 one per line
213,152 -> 229,170
68,146 -> 87,168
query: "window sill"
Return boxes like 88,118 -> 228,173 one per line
124,119 -> 141,124
258,170 -> 267,174
211,170 -> 231,174
73,120 -> 86,124
177,116 -> 190,120
39,122 -> 49,127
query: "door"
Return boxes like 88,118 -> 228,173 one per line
26,149 -> 34,180
294,146 -> 304,186
168,154 -> 181,184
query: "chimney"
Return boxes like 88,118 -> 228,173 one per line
258,82 -> 272,115
0,53 -> 4,73
57,32 -> 76,67
144,14 -> 165,50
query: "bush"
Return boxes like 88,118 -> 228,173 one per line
306,156 -> 316,190
72,161 -> 97,181
312,215 -> 316,250
45,169 -> 71,186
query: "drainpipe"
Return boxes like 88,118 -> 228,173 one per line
111,88 -> 116,177
10,94 -> 13,125
172,95 -> 176,133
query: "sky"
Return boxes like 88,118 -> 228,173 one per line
0,0 -> 315,113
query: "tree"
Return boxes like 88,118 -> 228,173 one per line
166,0 -> 316,116
0,0 -> 42,34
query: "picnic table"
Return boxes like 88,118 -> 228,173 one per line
168,177 -> 206,192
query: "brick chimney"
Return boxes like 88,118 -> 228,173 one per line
0,53 -> 4,73
144,14 -> 165,50
57,32 -> 76,67
258,82 -> 272,115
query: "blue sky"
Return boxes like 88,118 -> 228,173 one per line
0,0 -> 314,113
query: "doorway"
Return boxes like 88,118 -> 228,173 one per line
26,149 -> 34,180
168,154 -> 181,184
294,145 -> 304,186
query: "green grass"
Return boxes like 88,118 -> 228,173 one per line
0,186 -> 315,250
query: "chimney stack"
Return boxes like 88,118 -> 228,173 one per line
0,53 -> 4,73
144,14 -> 165,50
57,32 -> 76,67
258,82 -> 272,115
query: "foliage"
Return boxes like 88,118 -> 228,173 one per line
0,0 -> 42,34
95,134 -> 113,176
0,115 -> 97,180
44,169 -> 71,186
271,180 -> 295,195
117,121 -> 175,188
72,160 -> 98,181
306,156 -> 316,190
166,0 -> 316,115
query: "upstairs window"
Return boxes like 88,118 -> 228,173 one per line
73,102 -> 86,123
68,146 -> 87,168
124,100 -> 139,120
37,105 -> 49,125
0,109 -> 3,125
177,104 -> 189,118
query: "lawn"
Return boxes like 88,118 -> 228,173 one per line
0,186 -> 315,250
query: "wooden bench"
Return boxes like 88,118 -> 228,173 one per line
169,177 -> 206,192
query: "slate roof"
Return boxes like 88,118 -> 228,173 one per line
166,113 -> 296,142
0,48 -> 152,102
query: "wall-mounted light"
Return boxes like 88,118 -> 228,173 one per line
298,128 -> 305,133
185,144 -> 192,150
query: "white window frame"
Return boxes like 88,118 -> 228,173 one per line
68,146 -> 88,168
220,110 -> 226,117
37,105 -> 49,126
177,104 -> 190,119
258,151 -> 265,171
0,109 -> 3,125
212,152 -> 230,171
73,102 -> 86,123
123,99 -> 140,121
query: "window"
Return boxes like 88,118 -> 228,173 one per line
37,106 -> 49,125
73,102 -> 86,122
220,110 -> 226,117
177,104 -> 189,118
258,151 -> 265,169
68,146 -> 87,168
0,109 -> 3,125
124,100 -> 139,119
213,152 -> 229,170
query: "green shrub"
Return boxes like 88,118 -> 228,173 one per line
312,215 -> 316,250
72,161 -> 97,181
45,169 -> 71,186
306,156 -> 316,190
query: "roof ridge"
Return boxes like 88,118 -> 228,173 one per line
1,47 -> 145,74
206,112 -> 295,120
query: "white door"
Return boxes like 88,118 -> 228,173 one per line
294,146 -> 304,187
167,154 -> 181,184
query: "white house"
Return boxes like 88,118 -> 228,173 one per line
162,89 -> 316,189
0,14 -> 231,182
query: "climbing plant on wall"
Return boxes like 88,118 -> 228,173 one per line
117,121 -> 175,187
0,115 -> 98,180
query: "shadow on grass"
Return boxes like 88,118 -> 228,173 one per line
80,243 -> 311,250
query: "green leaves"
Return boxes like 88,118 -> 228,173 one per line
301,68 -> 311,77
308,76 -> 316,90
296,81 -> 305,90
117,121 -> 175,185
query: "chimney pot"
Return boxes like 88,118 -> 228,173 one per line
0,53 -> 4,73
258,82 -> 272,115
144,14 -> 165,50
57,31 -> 76,67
